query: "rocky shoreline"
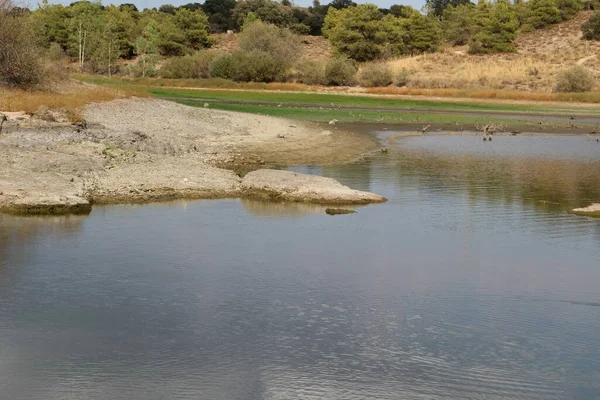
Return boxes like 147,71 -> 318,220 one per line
0,99 -> 385,215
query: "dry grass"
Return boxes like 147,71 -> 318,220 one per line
386,12 -> 600,94
387,52 -> 565,92
365,86 -> 600,103
0,85 -> 147,121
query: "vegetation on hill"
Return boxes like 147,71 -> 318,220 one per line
1,0 -> 599,96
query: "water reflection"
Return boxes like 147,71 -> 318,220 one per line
1,134 -> 600,400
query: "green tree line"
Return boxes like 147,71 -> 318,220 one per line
2,0 -> 599,87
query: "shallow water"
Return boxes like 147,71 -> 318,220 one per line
1,134 -> 600,400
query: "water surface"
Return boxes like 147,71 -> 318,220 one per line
1,134 -> 600,400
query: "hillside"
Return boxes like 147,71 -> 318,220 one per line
212,12 -> 599,94
388,11 -> 600,93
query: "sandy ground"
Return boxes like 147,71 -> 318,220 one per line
0,98 -> 379,214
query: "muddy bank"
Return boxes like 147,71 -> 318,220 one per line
0,99 -> 381,215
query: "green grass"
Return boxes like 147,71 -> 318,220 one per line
181,101 -> 525,126
156,88 -> 556,113
75,74 -> 600,126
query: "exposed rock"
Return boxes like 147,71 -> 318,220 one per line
1,99 -> 378,215
1,194 -> 91,215
241,169 -> 387,204
571,203 -> 600,218
325,208 -> 356,215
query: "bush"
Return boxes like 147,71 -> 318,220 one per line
290,23 -> 310,35
526,0 -> 562,29
394,69 -> 410,87
554,66 -> 595,92
238,20 -> 300,68
210,50 -> 287,82
324,56 -> 357,86
159,51 -> 216,78
556,0 -> 583,20
0,8 -> 47,88
582,12 -> 600,40
295,59 -> 326,85
358,62 -> 393,87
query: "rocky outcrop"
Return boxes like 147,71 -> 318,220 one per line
571,204 -> 600,217
241,169 -> 387,204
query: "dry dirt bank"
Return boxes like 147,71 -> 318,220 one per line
0,98 -> 380,215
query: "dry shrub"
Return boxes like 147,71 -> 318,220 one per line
159,51 -> 216,79
238,21 -> 300,68
210,50 -> 288,82
324,57 -> 357,86
295,59 -> 326,85
0,3 -> 47,89
0,86 -> 147,121
554,66 -> 595,92
358,63 -> 393,87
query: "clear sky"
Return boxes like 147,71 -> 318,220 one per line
43,0 -> 427,12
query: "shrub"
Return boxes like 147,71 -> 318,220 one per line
324,56 -> 357,86
0,6 -> 47,88
47,42 -> 66,61
290,23 -> 310,35
358,63 -> 393,87
238,20 -> 300,68
554,66 -> 595,92
526,0 -> 562,29
394,69 -> 410,87
582,12 -> 600,40
210,50 -> 287,82
159,51 -> 216,78
295,59 -> 326,85
556,0 -> 583,20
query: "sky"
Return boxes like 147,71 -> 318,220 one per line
42,0 -> 427,12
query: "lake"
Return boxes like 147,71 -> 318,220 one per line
1,133 -> 600,400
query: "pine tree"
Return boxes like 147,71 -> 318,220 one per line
470,0 -> 518,53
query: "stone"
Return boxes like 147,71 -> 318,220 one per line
241,169 -> 387,204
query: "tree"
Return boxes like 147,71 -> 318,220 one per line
329,0 -> 356,9
389,4 -> 419,18
469,0 -> 518,53
305,0 -> 329,35
425,0 -> 472,17
68,1 -> 103,69
92,6 -> 135,74
158,4 -> 176,14
323,4 -> 407,61
582,11 -> 600,39
403,13 -> 441,54
526,0 -> 562,29
134,20 -> 160,77
173,8 -> 211,50
232,0 -> 293,29
556,0 -> 583,20
441,3 -> 477,45
201,0 -> 236,32
28,0 -> 71,49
